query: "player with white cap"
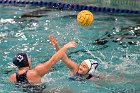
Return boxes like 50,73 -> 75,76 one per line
49,36 -> 99,81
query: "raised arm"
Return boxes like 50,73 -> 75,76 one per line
34,41 -> 77,77
49,36 -> 79,74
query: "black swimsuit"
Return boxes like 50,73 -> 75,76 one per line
69,72 -> 93,81
15,71 -> 46,93
69,72 -> 100,81
16,71 -> 29,84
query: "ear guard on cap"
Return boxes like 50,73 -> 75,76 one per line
87,59 -> 98,76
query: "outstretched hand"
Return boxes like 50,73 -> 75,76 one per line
49,35 -> 58,46
64,41 -> 77,49
49,35 -> 77,49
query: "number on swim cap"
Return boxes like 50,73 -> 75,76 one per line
17,55 -> 24,62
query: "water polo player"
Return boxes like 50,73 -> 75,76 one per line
49,36 -> 99,81
9,41 -> 77,92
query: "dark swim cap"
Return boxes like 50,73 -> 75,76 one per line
13,53 -> 29,68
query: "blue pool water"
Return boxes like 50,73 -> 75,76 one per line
0,5 -> 140,93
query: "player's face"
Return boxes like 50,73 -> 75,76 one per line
78,61 -> 90,75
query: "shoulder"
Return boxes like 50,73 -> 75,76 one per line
9,73 -> 16,83
70,70 -> 77,77
89,77 -> 97,81
90,75 -> 100,81
26,70 -> 42,84
27,69 -> 40,77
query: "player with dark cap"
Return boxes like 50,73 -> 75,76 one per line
9,41 -> 77,86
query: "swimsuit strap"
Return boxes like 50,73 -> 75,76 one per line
86,74 -> 93,79
16,71 -> 29,83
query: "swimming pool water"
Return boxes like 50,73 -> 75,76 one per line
0,5 -> 140,93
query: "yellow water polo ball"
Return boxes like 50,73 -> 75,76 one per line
77,10 -> 94,26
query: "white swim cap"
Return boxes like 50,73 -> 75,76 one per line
84,59 -> 98,76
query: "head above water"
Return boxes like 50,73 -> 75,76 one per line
13,53 -> 30,68
78,59 -> 98,76
84,59 -> 98,75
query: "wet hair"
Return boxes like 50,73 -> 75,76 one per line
13,53 -> 29,68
